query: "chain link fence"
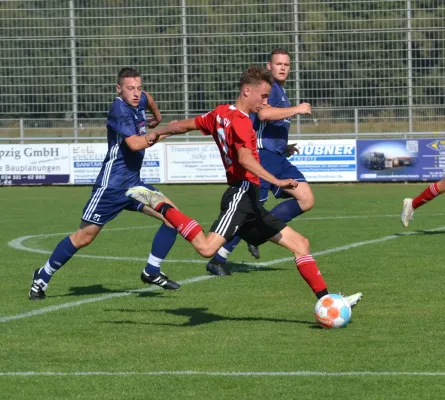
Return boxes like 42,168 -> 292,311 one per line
1,0 -> 444,141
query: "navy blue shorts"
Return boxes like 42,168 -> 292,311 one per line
259,149 -> 307,202
81,182 -> 158,225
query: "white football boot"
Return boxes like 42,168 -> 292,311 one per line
401,198 -> 414,228
125,186 -> 166,209
344,292 -> 363,309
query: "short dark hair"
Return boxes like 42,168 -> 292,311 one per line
239,65 -> 274,88
117,67 -> 141,85
269,48 -> 290,62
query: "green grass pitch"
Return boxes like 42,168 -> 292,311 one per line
1,183 -> 445,399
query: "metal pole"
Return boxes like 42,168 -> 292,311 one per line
182,0 -> 189,141
69,0 -> 79,142
354,108 -> 359,139
19,118 -> 24,144
294,0 -> 301,137
407,0 -> 413,138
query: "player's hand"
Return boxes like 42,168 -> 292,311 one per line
295,102 -> 311,115
275,178 -> 299,189
147,116 -> 161,129
285,143 -> 299,157
145,132 -> 157,146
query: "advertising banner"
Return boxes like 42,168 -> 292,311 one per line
165,143 -> 226,183
70,143 -> 108,184
70,143 -> 165,184
417,139 -> 445,181
140,144 -> 165,184
357,138 -> 445,181
0,144 -> 70,185
7,139 -> 444,185
287,139 -> 357,182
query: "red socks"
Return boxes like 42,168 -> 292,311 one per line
412,182 -> 440,209
155,203 -> 202,242
295,255 -> 328,295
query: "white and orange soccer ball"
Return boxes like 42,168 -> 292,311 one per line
314,294 -> 352,328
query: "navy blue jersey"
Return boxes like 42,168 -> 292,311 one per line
94,93 -> 148,189
250,81 -> 291,155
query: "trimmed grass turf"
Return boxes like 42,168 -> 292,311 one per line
1,183 -> 445,399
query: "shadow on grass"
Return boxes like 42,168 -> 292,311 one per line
389,229 -> 445,240
52,284 -> 163,299
416,229 -> 445,235
219,261 -> 288,275
49,261 -> 288,299
309,320 -> 354,329
101,307 -> 314,327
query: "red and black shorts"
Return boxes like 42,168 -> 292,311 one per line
210,180 -> 286,246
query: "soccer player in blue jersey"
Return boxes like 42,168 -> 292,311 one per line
206,48 -> 314,276
29,67 -> 180,300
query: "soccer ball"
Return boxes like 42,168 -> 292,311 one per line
314,294 -> 352,329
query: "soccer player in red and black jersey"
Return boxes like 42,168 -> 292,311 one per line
126,66 -> 362,305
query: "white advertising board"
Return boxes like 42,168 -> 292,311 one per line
287,139 -> 357,182
140,144 -> 165,184
70,143 -> 107,184
1,140 -> 359,185
165,143 -> 226,183
70,143 -> 165,184
0,144 -> 70,185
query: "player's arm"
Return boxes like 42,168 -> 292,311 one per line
153,118 -> 198,136
124,134 -> 154,151
143,91 -> 162,128
237,147 -> 298,189
153,133 -> 171,143
144,110 -> 216,146
257,102 -> 311,122
126,119 -> 198,150
142,120 -> 180,145
144,118 -> 198,145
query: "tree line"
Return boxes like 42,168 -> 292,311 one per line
0,0 -> 443,119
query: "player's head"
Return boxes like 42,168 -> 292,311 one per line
267,48 -> 291,85
116,67 -> 142,107
238,65 -> 274,113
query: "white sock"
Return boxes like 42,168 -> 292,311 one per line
217,247 -> 231,260
43,261 -> 57,276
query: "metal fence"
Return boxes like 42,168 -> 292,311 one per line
1,0 -> 444,142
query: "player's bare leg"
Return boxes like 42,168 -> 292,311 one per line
268,226 -> 310,259
283,181 -> 314,212
69,196 -> 178,246
70,222 -> 103,248
126,186 -> 227,258
244,182 -> 315,263
189,232 -> 227,258
31,191 -> 182,300
268,226 -> 363,307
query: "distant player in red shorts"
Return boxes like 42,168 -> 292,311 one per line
126,65 -> 363,306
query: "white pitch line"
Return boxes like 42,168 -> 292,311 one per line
7,227 -> 207,264
8,213 -> 445,263
294,212 -> 445,221
0,371 -> 445,377
0,275 -> 215,323
2,225 -> 445,324
255,225 -> 445,267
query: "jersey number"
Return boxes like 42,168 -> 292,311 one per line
217,128 -> 232,166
